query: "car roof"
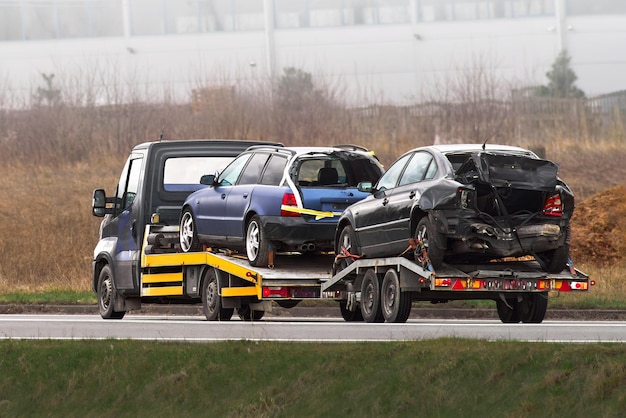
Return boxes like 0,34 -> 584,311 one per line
246,145 -> 376,158
425,143 -> 535,155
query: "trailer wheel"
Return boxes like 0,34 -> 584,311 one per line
246,215 -> 270,267
334,224 -> 360,274
360,270 -> 384,323
180,208 -> 200,252
415,217 -> 445,270
97,265 -> 125,320
237,304 -> 265,321
339,301 -> 363,322
381,269 -> 412,323
518,292 -> 548,323
201,268 -> 233,321
496,298 -> 520,323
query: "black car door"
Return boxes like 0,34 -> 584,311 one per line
382,151 -> 437,251
353,152 -> 412,256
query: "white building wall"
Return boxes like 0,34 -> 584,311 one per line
1,9 -> 625,105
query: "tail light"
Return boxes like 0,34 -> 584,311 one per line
543,193 -> 563,217
280,193 -> 301,217
457,187 -> 474,209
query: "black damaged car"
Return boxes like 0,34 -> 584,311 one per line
335,144 -> 574,273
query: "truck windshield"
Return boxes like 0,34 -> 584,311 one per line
163,156 -> 233,192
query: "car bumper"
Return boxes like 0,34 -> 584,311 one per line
260,216 -> 337,250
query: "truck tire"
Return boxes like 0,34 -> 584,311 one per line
201,268 -> 233,321
518,292 -> 548,323
334,224 -> 359,275
360,269 -> 384,323
381,268 -> 412,323
339,301 -> 363,322
496,298 -> 520,323
237,304 -> 265,321
180,208 -> 200,252
415,216 -> 445,271
97,265 -> 125,320
246,215 -> 270,267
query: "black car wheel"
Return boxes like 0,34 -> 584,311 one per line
415,216 -> 445,270
381,268 -> 412,323
97,265 -> 125,320
180,208 -> 200,253
334,224 -> 360,274
201,268 -> 233,321
536,244 -> 570,274
360,269 -> 384,323
246,215 -> 270,267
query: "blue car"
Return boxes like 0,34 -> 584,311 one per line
180,145 -> 384,266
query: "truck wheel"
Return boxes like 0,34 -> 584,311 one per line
201,268 -> 233,321
97,265 -> 125,320
237,304 -> 265,321
360,270 -> 384,323
518,293 -> 548,323
339,301 -> 363,322
334,224 -> 360,275
381,268 -> 412,323
180,208 -> 200,252
536,244 -> 569,274
246,215 -> 269,267
415,217 -> 445,270
496,298 -> 520,323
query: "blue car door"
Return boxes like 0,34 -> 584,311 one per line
223,152 -> 270,242
196,153 -> 252,238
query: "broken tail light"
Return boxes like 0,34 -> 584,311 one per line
457,187 -> 474,209
542,193 -> 563,217
280,192 -> 301,217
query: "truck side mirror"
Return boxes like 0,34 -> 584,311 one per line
92,189 -> 107,217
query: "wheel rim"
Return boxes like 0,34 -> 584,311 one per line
180,211 -> 194,252
363,282 -> 375,315
417,224 -> 430,251
382,281 -> 397,317
246,220 -> 260,261
206,279 -> 218,312
99,276 -> 113,311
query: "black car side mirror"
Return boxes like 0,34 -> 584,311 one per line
92,189 -> 115,217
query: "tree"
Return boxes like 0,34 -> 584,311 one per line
537,50 -> 585,98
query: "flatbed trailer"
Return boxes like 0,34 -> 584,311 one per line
139,224 -> 592,324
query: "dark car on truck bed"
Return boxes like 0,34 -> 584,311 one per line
335,144 -> 574,274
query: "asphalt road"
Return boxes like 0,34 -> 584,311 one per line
1,314 -> 625,342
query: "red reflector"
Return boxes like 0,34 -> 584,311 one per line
280,193 -> 300,217
262,286 -> 290,298
559,281 -> 572,292
452,279 -> 465,290
543,193 -> 563,217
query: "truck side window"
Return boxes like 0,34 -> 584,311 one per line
115,157 -> 143,213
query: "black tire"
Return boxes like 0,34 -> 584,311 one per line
246,215 -> 270,267
334,224 -> 360,275
381,268 -> 412,323
276,300 -> 301,309
536,244 -> 570,274
180,208 -> 200,253
237,304 -> 265,321
360,269 -> 384,323
415,216 -> 445,270
201,268 -> 233,321
339,301 -> 363,322
496,298 -> 520,323
97,265 -> 125,320
518,292 -> 549,324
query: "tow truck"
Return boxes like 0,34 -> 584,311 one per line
92,139 -> 592,323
